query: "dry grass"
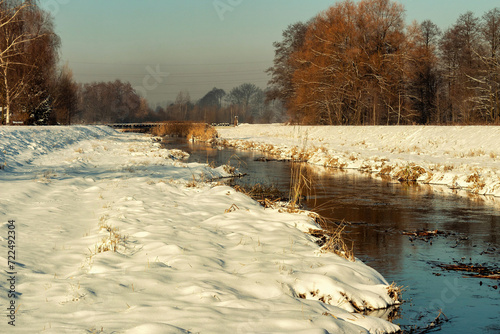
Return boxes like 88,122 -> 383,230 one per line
96,221 -> 126,253
36,170 -> 57,183
187,124 -> 218,142
233,183 -> 285,208
443,164 -> 454,171
394,164 -> 426,182
185,175 -> 198,188
325,157 -> 339,168
151,122 -> 217,142
466,172 -> 486,192
93,215 -> 127,254
222,164 -> 236,174
466,149 -> 486,157
387,282 -> 404,303
308,220 -> 355,262
151,122 -> 191,137
289,147 -> 312,161
288,162 -> 313,210
379,165 -> 394,175
224,203 -> 240,213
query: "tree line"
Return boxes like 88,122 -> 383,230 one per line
148,84 -> 285,125
0,0 -> 281,126
0,0 -> 78,125
3,0 -> 498,126
266,0 -> 500,125
71,82 -> 285,125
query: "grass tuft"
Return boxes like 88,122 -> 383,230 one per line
233,183 -> 285,207
96,218 -> 127,253
387,282 -> 404,303
395,164 -> 426,182
308,220 -> 355,262
288,162 -> 312,211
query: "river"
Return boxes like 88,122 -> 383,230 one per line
164,138 -> 500,333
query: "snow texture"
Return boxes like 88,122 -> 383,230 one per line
217,124 -> 500,198
0,126 -> 399,333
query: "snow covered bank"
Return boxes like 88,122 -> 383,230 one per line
217,124 -> 500,198
0,126 -> 399,333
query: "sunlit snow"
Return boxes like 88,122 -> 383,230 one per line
0,126 -> 399,333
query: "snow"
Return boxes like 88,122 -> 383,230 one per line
0,126 -> 399,333
217,124 -> 500,198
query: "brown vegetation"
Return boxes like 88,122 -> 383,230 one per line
151,122 -> 217,142
0,0 -> 64,125
233,184 -> 286,207
394,165 -> 427,182
308,222 -> 355,262
436,262 -> 500,280
267,0 -> 500,125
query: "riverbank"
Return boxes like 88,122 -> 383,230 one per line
216,124 -> 500,198
0,126 -> 399,333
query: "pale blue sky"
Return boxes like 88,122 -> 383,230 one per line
42,0 -> 499,106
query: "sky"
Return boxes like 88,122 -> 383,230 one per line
41,0 -> 500,107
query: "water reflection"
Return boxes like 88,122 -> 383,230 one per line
163,138 -> 500,333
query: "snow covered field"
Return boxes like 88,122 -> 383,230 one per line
0,126 -> 400,333
217,124 -> 500,198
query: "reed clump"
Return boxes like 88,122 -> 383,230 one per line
387,282 -> 404,303
187,124 -> 217,142
288,162 -> 312,211
395,164 -> 426,182
151,122 -> 190,137
307,219 -> 355,262
233,183 -> 286,208
151,122 -> 217,142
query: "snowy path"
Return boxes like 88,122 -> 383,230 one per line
217,124 -> 500,198
0,126 -> 399,333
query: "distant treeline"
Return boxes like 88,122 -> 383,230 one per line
266,0 -> 500,125
0,1 -> 285,125
73,82 -> 286,125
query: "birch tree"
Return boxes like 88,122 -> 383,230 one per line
0,0 -> 59,124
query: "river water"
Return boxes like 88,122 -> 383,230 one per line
164,138 -> 500,333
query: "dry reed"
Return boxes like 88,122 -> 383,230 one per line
151,122 -> 217,142
288,162 -> 312,210
308,219 -> 355,262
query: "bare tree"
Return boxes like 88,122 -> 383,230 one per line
174,90 -> 191,120
1,0 -> 31,123
0,0 -> 60,124
226,83 -> 262,122
409,20 -> 441,124
76,80 -> 147,124
266,21 -> 309,106
53,63 -> 78,124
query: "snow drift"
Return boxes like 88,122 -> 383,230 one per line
0,126 -> 399,333
217,124 -> 500,198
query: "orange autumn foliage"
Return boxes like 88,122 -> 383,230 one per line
289,0 -> 418,125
